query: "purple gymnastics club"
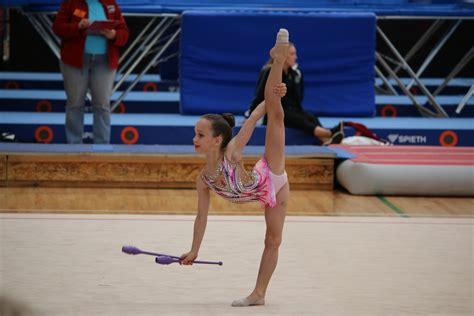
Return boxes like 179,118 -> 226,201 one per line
122,246 -> 223,266
155,255 -> 223,266
122,245 -> 181,259
155,256 -> 181,265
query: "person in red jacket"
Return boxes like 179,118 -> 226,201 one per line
53,0 -> 128,144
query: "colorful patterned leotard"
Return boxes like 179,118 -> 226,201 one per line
201,155 -> 277,208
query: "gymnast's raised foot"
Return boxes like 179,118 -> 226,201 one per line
269,28 -> 289,64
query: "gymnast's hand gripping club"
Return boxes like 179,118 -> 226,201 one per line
122,246 -> 223,266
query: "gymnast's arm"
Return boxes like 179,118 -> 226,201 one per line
226,83 -> 286,160
181,176 -> 210,265
226,100 -> 266,160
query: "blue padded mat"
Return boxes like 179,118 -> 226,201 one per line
328,146 -> 356,159
376,95 -> 474,105
0,72 -> 162,82
0,90 -> 179,102
2,73 -> 471,87
180,11 -> 376,117
1,113 -> 473,146
1,112 -> 473,129
375,78 -> 474,87
2,89 -> 472,106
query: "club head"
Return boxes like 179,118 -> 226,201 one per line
155,256 -> 179,265
122,245 -> 141,255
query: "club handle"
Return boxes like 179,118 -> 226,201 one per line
192,260 -> 223,265
142,250 -> 181,260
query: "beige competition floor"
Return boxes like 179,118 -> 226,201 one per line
0,213 -> 473,316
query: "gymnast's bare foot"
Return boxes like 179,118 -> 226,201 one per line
270,28 -> 289,63
231,293 -> 265,307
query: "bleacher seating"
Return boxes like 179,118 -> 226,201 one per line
0,0 -> 472,146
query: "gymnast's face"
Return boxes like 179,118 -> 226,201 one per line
193,119 -> 221,153
285,45 -> 297,68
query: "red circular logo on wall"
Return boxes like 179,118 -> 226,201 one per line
35,126 -> 54,143
121,126 -> 139,144
439,130 -> 458,147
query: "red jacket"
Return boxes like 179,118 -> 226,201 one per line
52,0 -> 129,69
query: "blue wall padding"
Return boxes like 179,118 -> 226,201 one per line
180,11 -> 376,117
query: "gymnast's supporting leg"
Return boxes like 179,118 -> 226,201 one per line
232,28 -> 290,307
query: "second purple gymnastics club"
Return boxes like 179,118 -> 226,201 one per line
122,245 -> 223,266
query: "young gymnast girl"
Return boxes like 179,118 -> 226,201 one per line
181,28 -> 291,307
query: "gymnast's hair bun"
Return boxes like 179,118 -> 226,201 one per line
221,113 -> 235,128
